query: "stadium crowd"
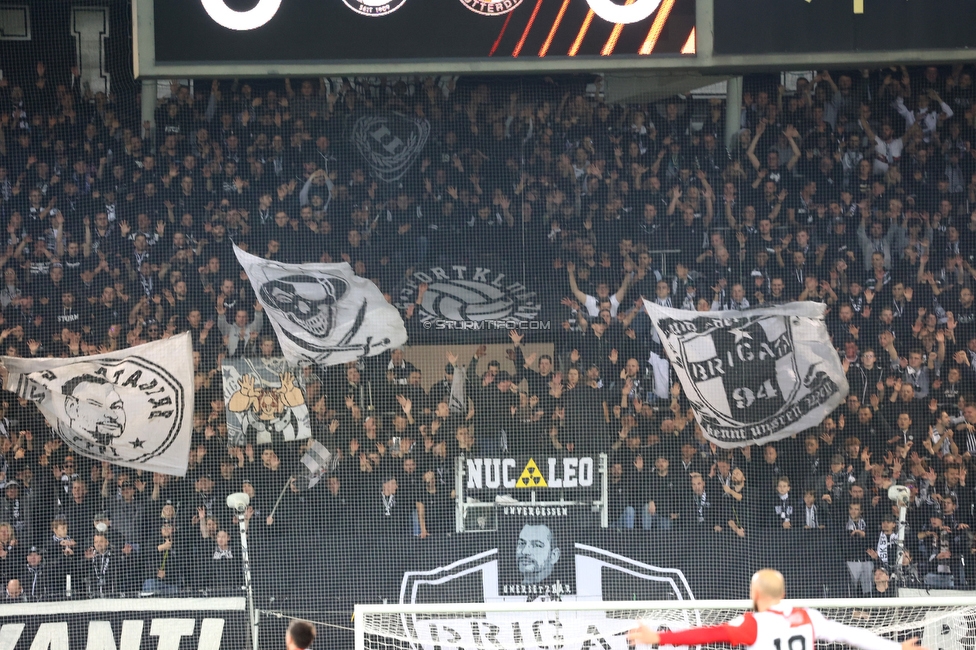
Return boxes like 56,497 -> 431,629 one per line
0,63 -> 974,603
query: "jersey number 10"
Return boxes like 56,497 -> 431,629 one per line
774,634 -> 808,650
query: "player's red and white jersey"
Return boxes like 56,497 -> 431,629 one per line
656,604 -> 900,650
728,606 -> 815,650
724,606 -> 900,650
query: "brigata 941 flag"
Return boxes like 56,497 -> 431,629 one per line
0,333 -> 194,476
235,245 -> 408,367
643,301 -> 848,448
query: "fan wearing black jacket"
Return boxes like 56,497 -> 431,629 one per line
643,455 -> 679,531
19,545 -> 54,600
85,533 -> 122,597
766,477 -> 799,530
679,473 -> 722,532
607,457 -> 638,530
846,348 -> 887,404
200,529 -> 241,594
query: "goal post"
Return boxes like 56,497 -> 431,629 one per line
354,597 -> 976,650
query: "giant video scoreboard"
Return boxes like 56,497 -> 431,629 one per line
134,0 -> 976,77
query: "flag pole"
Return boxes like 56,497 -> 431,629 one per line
267,475 -> 294,523
227,493 -> 259,650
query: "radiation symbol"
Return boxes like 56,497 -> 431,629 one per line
516,459 -> 547,488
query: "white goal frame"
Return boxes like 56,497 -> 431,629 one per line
354,597 -> 976,650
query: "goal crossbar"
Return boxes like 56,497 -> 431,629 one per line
355,596 -> 976,616
355,596 -> 976,650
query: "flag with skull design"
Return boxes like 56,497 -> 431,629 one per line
234,246 -> 408,367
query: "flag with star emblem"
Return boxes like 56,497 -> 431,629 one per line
0,333 -> 194,476
643,301 -> 848,448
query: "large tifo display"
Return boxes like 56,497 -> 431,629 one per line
150,0 -> 695,64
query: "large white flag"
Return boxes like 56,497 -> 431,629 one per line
234,245 -> 408,367
644,301 -> 848,448
1,333 -> 194,476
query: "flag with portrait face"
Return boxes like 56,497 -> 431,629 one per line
644,300 -> 848,448
1,334 -> 194,476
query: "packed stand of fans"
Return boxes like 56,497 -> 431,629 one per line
0,65 -> 974,603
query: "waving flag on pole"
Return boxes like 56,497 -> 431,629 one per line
298,440 -> 337,489
643,300 -> 848,448
234,245 -> 408,367
0,333 -> 194,476
449,364 -> 467,415
221,357 -> 312,447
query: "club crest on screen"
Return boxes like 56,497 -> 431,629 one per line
585,0 -> 663,24
457,0 -> 526,15
342,0 -> 410,17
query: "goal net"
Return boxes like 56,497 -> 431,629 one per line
355,598 -> 976,650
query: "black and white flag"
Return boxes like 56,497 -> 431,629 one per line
298,440 -> 337,489
644,301 -> 848,448
351,112 -> 430,183
0,334 -> 194,476
235,246 -> 408,367
449,364 -> 467,415
222,357 -> 311,446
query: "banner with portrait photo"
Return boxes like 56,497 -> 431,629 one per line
644,300 -> 848,448
1,334 -> 194,476
221,357 -> 311,446
235,245 -> 408,367
498,505 -> 586,601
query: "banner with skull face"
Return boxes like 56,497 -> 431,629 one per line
234,246 -> 408,367
222,357 -> 312,446
644,300 -> 848,448
1,333 -> 194,476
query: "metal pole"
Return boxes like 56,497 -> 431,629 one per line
893,503 -> 908,583
236,512 -> 260,650
353,605 -> 366,650
599,453 -> 609,528
455,455 -> 466,533
267,475 -> 295,522
725,76 -> 743,150
140,78 -> 155,152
